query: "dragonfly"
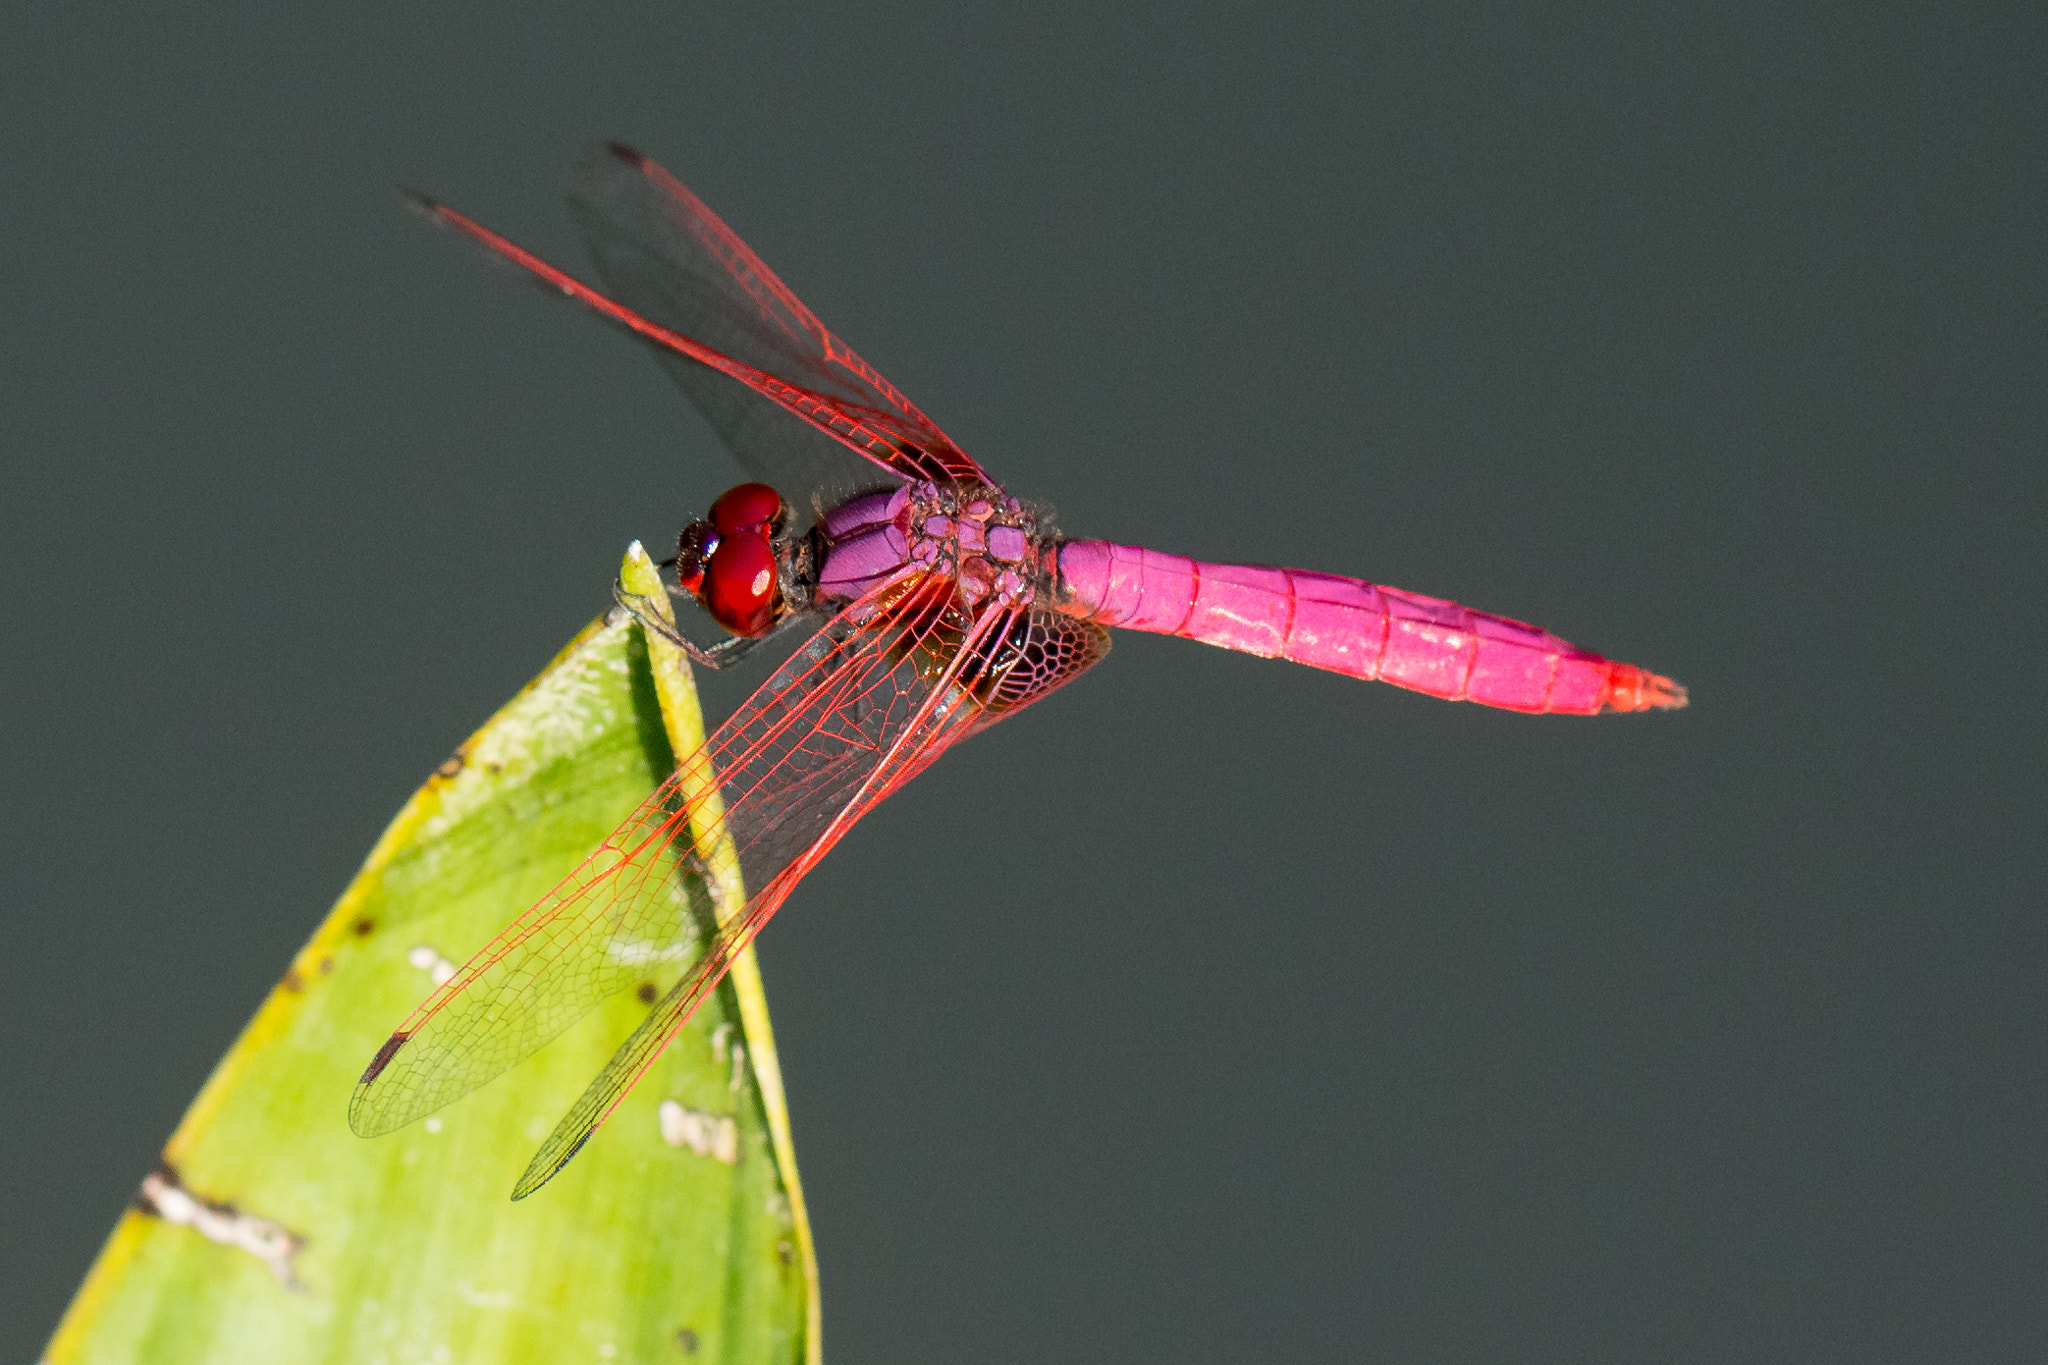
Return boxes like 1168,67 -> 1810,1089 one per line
350,143 -> 1687,1199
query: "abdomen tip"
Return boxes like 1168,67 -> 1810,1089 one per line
1606,666 -> 1688,712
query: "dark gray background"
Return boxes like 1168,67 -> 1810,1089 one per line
4,3 -> 2042,1360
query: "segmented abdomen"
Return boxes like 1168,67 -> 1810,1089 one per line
1054,540 -> 1683,714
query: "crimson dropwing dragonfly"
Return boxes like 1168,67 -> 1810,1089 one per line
350,144 -> 1686,1198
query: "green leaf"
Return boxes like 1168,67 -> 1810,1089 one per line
45,543 -> 819,1364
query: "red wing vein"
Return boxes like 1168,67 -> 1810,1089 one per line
509,598 -> 1026,1197
417,197 -> 955,488
568,145 -> 987,492
348,576 -> 968,1139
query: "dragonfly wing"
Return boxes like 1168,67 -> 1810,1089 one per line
972,607 -> 1113,727
349,575 -> 1003,1142
510,595 -> 1026,1198
566,143 -> 989,501
347,769 -> 705,1138
412,190 -> 982,504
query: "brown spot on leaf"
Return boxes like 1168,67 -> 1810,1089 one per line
352,917 -> 375,937
435,753 -> 464,778
279,969 -> 304,994
675,1327 -> 699,1354
637,982 -> 658,1004
136,1162 -> 306,1288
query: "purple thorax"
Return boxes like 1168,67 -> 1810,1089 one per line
813,482 -> 1042,608
815,487 -> 912,601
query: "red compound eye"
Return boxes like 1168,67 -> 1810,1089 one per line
709,482 -> 788,537
702,533 -> 779,636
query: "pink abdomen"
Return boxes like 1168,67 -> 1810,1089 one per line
1054,540 -> 1684,714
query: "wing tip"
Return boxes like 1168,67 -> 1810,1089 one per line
399,185 -> 448,220
347,1031 -> 413,1137
510,1128 -> 594,1201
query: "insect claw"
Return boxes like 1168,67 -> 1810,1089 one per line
612,580 -> 697,649
684,633 -> 769,669
612,580 -> 783,670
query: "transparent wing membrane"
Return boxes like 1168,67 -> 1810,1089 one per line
411,192 -> 967,503
352,575 -> 961,1137
351,579 -> 1104,1193
567,143 -> 987,502
509,595 -> 1036,1197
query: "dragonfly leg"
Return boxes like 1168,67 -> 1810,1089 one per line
685,632 -> 773,669
611,580 -> 794,670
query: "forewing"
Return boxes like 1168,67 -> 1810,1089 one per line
349,575 -> 988,1140
509,597 -> 1028,1198
567,143 -> 988,502
411,190 -> 980,502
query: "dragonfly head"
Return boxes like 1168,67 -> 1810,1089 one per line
675,483 -> 792,637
